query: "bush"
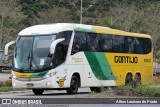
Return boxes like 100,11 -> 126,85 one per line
116,85 -> 160,97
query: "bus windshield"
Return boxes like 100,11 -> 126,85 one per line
14,35 -> 57,72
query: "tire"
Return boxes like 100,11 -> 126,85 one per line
90,87 -> 101,93
66,75 -> 79,94
32,89 -> 44,95
134,74 -> 141,85
125,74 -> 132,85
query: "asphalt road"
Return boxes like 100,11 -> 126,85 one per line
0,88 -> 91,98
0,88 -> 160,106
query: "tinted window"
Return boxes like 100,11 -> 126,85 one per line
113,35 -> 124,53
86,33 -> 98,51
71,31 -> 151,54
144,38 -> 152,54
135,38 -> 144,54
97,34 -> 113,52
54,31 -> 72,64
71,32 -> 86,54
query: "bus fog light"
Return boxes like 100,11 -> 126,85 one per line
46,81 -> 51,86
13,76 -> 17,79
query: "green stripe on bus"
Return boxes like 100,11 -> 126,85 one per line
94,53 -> 117,80
84,52 -> 106,80
30,71 -> 48,78
74,28 -> 96,33
84,52 -> 117,80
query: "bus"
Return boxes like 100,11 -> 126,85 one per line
3,23 -> 153,95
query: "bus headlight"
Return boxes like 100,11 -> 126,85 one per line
44,71 -> 57,78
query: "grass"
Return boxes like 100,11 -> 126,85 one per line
152,74 -> 160,85
0,87 -> 15,92
115,75 -> 160,97
0,80 -> 26,92
0,80 -> 13,92
116,84 -> 160,97
98,75 -> 160,97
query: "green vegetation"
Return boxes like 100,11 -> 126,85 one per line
0,80 -> 25,92
116,85 -> 160,97
0,0 -> 160,57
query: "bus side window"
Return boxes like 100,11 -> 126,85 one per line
86,33 -> 98,52
113,35 -> 124,53
144,38 -> 152,54
135,38 -> 144,54
58,31 -> 72,58
97,34 -> 113,52
125,37 -> 136,53
71,32 -> 86,54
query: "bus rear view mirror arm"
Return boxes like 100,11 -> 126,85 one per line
50,38 -> 65,54
1,40 -> 15,61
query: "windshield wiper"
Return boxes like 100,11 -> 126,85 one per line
29,50 -> 39,70
20,50 -> 39,71
19,50 -> 32,70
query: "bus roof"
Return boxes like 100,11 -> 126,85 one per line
18,23 -> 151,38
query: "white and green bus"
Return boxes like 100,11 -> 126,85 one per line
4,23 -> 153,95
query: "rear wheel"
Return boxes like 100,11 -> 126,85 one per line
66,75 -> 79,94
32,89 -> 44,95
134,74 -> 141,85
125,74 -> 132,85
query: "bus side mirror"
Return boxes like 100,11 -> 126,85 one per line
50,38 -> 65,54
4,41 -> 15,56
0,40 -> 15,64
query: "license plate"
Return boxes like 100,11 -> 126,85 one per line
26,83 -> 34,87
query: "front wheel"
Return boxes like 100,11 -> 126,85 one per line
66,75 -> 79,94
32,89 -> 44,95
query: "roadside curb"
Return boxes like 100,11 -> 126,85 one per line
0,90 -> 32,94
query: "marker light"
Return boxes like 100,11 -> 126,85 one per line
44,71 -> 57,79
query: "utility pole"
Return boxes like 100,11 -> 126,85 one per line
72,0 -> 92,24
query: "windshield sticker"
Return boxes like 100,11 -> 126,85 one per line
35,37 -> 40,41
21,37 -> 33,40
40,59 -> 45,65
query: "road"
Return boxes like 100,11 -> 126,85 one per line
0,88 -> 91,98
0,88 -> 160,106
0,73 -> 11,81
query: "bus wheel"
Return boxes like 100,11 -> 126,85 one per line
66,75 -> 79,94
32,89 -> 44,95
90,87 -> 101,93
125,74 -> 132,85
134,74 -> 141,85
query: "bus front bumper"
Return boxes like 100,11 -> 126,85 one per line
12,77 -> 60,89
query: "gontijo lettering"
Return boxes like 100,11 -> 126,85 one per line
114,56 -> 138,63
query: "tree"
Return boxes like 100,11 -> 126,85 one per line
0,0 -> 26,49
102,2 -> 145,32
142,2 -> 160,58
33,7 -> 74,24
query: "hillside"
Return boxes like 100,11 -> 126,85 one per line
0,0 -> 160,58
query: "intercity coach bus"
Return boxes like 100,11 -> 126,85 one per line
3,23 -> 153,95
